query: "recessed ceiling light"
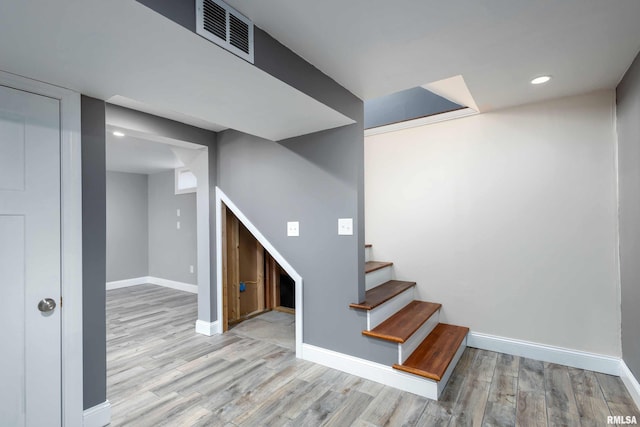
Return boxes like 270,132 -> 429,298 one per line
113,131 -> 125,137
531,75 -> 551,85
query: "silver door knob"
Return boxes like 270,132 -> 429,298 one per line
37,298 -> 56,313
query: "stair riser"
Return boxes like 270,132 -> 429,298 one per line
367,287 -> 414,330
436,337 -> 467,399
365,266 -> 392,290
365,246 -> 372,263
398,310 -> 440,364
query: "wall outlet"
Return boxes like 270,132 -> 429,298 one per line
287,221 -> 299,237
177,209 -> 181,217
190,265 -> 194,273
338,218 -> 353,235
177,221 -> 181,230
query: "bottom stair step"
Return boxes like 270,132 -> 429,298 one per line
393,323 -> 469,381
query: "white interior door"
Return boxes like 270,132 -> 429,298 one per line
0,84 -> 62,426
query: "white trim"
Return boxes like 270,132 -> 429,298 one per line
0,70 -> 84,426
216,187 -> 303,357
365,265 -> 392,290
301,344 -> 438,400
438,338 -> 467,396
82,400 -> 111,427
467,332 -> 621,375
105,277 -> 148,290
364,107 -> 478,137
367,287 -> 414,331
106,276 -> 197,294
151,277 -> 198,294
620,361 -> 640,410
195,320 -> 220,336
399,309 -> 440,364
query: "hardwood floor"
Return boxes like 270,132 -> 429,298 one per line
107,285 -> 639,426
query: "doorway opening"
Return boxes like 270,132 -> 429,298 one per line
215,187 -> 304,358
103,108 -> 212,423
222,204 -> 296,341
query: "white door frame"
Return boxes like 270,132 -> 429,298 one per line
0,70 -> 84,426
215,187 -> 303,357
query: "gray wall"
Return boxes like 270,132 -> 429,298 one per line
81,96 -> 107,410
106,171 -> 149,282
148,170 -> 198,284
82,103 -> 216,409
217,121 -> 397,363
617,50 -> 640,379
137,1 -> 384,361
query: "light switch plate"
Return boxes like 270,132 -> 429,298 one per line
287,221 -> 299,237
338,218 -> 353,235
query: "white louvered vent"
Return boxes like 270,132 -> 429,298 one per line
196,0 -> 254,63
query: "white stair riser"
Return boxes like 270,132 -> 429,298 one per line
367,287 -> 414,330
365,266 -> 392,290
365,246 -> 372,263
436,337 -> 467,398
398,310 -> 440,364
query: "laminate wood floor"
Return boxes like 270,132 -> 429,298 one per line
107,285 -> 639,426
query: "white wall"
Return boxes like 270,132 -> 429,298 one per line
365,90 -> 620,356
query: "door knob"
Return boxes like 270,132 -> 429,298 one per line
37,298 -> 56,313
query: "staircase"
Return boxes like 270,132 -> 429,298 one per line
349,244 -> 469,400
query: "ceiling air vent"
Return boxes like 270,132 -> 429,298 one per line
196,0 -> 254,64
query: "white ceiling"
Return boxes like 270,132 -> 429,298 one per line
106,132 -> 185,175
0,0 -> 353,141
225,0 -> 640,111
3,0 -> 638,135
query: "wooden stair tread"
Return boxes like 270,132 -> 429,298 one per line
393,323 -> 469,381
362,301 -> 441,343
349,280 -> 416,310
365,261 -> 393,274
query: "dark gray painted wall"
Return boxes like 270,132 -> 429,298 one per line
106,172 -> 149,282
81,96 -> 107,410
136,0 -> 195,31
217,127 -> 396,364
253,28 -> 362,120
148,170 -> 198,284
364,86 -> 463,129
617,50 -> 640,380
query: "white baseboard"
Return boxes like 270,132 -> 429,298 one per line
105,276 -> 148,290
151,277 -> 198,294
83,400 -> 111,427
620,361 -> 640,410
195,319 -> 221,336
301,343 -> 438,400
467,332 -> 620,375
106,276 -> 197,294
